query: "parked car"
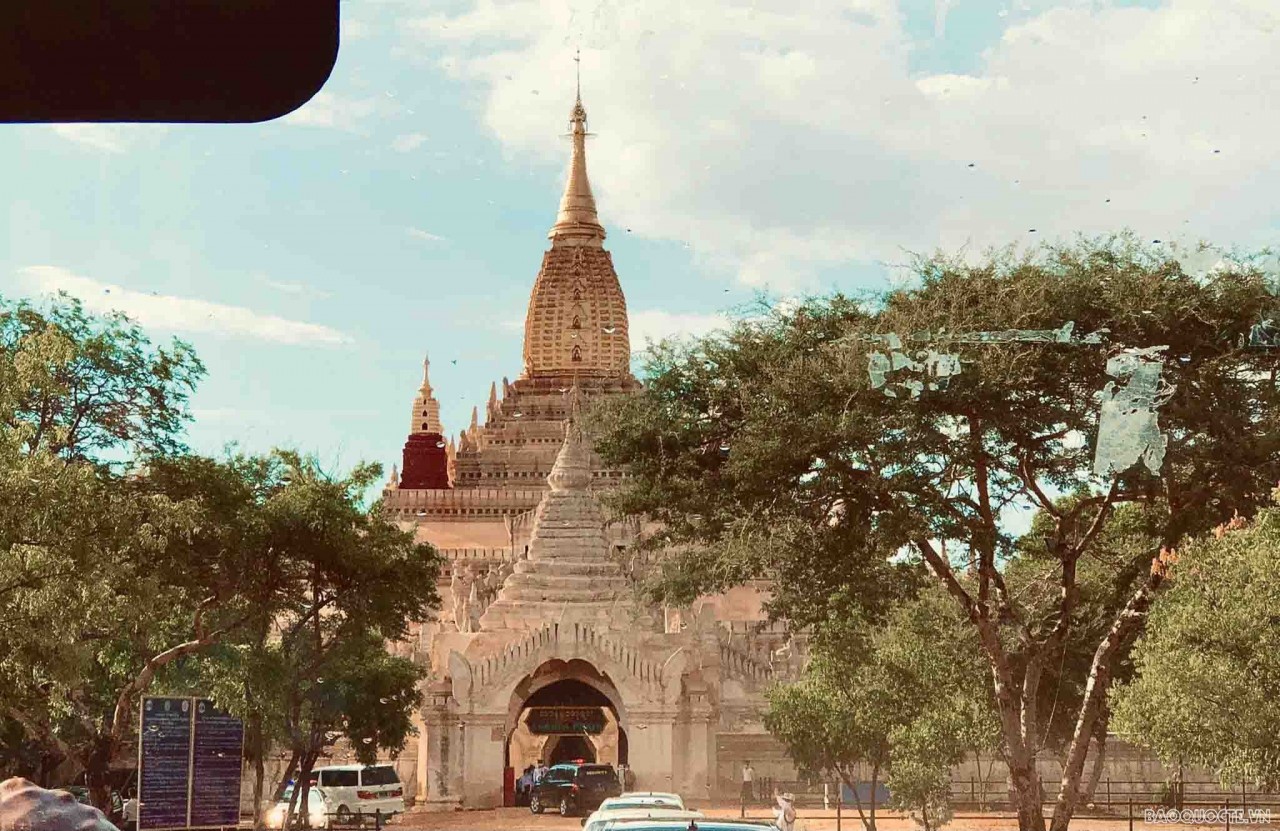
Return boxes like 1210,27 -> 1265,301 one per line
582,801 -> 700,831
529,762 -> 622,816
612,793 -> 686,809
601,820 -> 777,831
310,765 -> 405,823
266,786 -> 331,829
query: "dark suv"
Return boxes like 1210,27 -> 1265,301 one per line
529,762 -> 621,816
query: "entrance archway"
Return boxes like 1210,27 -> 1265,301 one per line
505,659 -> 627,804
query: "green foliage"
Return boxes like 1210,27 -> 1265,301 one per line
591,235 -> 1280,831
0,295 -> 440,814
0,292 -> 203,462
1112,502 -> 1280,788
765,589 -> 997,831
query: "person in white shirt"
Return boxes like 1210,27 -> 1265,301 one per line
774,791 -> 797,831
123,789 -> 139,831
741,761 -> 755,805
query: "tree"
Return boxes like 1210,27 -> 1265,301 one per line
590,236 -> 1280,831
0,293 -> 206,807
765,589 -> 996,831
233,453 -> 438,830
0,292 -> 203,462
765,615 -> 895,831
1111,496 -> 1280,788
878,589 -> 999,830
1,295 -> 440,817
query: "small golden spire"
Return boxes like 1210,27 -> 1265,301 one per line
549,50 -> 604,247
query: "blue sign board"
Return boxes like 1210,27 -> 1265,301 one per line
190,700 -> 245,828
138,696 -> 244,830
841,782 -> 891,806
139,697 -> 193,830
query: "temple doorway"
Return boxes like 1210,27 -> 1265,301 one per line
506,659 -> 627,782
546,734 -> 596,765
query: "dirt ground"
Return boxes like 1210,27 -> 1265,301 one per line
393,803 -> 1266,831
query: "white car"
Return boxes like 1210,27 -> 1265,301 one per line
311,765 -> 405,823
613,793 -> 686,809
582,803 -> 701,831
267,786 -> 330,829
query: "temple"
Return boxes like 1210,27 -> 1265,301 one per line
379,83 -> 803,809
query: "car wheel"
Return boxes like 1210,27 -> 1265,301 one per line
559,798 -> 570,817
530,795 -> 542,814
336,807 -> 351,825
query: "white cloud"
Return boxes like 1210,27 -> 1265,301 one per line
18,266 -> 352,346
629,310 -> 731,347
263,278 -> 332,299
407,227 -> 447,242
401,0 -> 1280,291
281,92 -> 385,133
49,124 -> 167,154
343,18 -> 373,40
392,132 -> 429,152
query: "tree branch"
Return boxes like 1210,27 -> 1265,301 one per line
109,598 -> 248,744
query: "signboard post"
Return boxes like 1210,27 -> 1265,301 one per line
138,697 -> 244,831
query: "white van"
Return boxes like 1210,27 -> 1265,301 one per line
311,765 -> 405,822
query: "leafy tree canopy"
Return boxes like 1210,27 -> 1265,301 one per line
1113,497 -> 1280,788
590,234 -> 1280,831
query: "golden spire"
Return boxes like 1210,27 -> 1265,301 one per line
548,50 -> 605,247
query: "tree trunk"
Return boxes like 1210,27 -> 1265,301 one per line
248,711 -> 266,830
254,752 -> 267,831
867,763 -> 878,831
1049,573 -> 1162,831
838,770 -> 872,831
85,742 -> 115,816
295,749 -> 321,829
1007,752 -> 1046,831
1081,717 -> 1108,805
272,749 -> 300,804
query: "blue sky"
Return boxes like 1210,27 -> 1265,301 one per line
2,0 -> 1276,482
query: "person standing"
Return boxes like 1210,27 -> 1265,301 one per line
774,792 -> 797,831
123,789 -> 138,831
740,761 -> 755,815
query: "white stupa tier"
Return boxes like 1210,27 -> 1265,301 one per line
479,390 -> 633,631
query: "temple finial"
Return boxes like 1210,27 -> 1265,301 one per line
421,354 -> 432,390
574,48 -> 581,104
549,51 -> 604,246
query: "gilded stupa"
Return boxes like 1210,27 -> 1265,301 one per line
383,76 -> 641,549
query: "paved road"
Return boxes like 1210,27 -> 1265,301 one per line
391,805 -> 1228,831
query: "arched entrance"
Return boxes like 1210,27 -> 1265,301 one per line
505,659 -> 627,804
545,734 -> 595,765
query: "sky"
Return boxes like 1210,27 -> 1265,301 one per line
2,0 -> 1278,482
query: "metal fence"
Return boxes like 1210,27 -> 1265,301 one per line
263,808 -> 398,830
724,778 -> 1280,815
